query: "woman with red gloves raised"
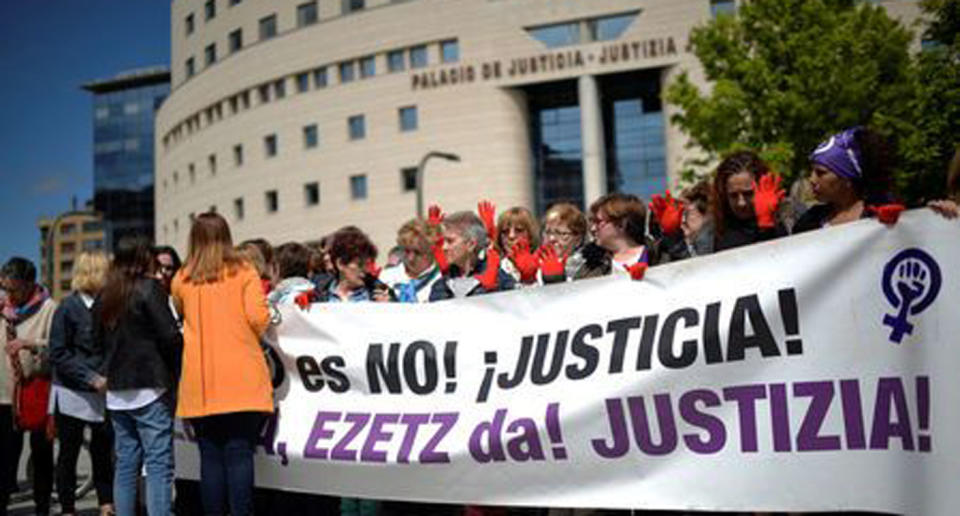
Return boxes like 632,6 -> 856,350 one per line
538,202 -> 589,284
649,180 -> 715,261
428,208 -> 515,300
794,126 -> 904,232
576,193 -> 653,281
489,205 -> 542,287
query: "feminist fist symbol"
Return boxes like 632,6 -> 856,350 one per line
881,249 -> 942,344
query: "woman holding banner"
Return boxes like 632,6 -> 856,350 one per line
576,193 -> 653,281
705,151 -> 787,252
172,212 -> 272,516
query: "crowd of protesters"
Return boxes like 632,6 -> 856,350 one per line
0,127 -> 957,516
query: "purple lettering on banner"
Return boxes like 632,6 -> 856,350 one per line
679,389 -> 726,454
870,377 -> 915,451
469,409 -> 507,463
397,413 -> 430,464
840,379 -> 867,449
591,398 -> 630,458
506,417 -> 546,461
722,385 -> 766,452
421,413 -> 457,464
360,413 -> 400,463
303,411 -> 342,460
768,383 -> 792,452
331,413 -> 369,461
628,394 -> 678,455
794,381 -> 842,451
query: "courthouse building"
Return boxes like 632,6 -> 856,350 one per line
155,0 -> 919,253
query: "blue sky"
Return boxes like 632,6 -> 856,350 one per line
0,1 -> 170,271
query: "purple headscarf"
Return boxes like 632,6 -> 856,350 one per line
809,127 -> 864,181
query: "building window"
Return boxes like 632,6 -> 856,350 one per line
527,22 -> 581,48
348,115 -> 365,140
189,163 -> 196,184
205,43 -> 217,66
387,50 -> 405,72
60,223 -> 76,235
229,29 -> 243,53
589,12 -> 637,41
265,190 -> 279,213
399,106 -> 418,131
274,79 -> 286,99
410,45 -> 428,68
185,13 -> 195,36
260,14 -> 277,40
296,72 -> 310,93
240,90 -> 250,109
185,57 -> 195,78
82,240 -> 103,251
304,182 -> 320,206
342,0 -> 364,14
61,260 -> 74,274
264,134 -> 278,157
339,61 -> 356,83
258,84 -> 270,104
401,167 -> 417,192
82,221 -> 103,232
314,67 -> 328,88
234,198 -> 245,220
205,0 -> 216,21
228,96 -> 239,114
208,154 -> 217,175
61,242 -> 76,254
234,144 -> 243,166
297,1 -> 318,27
173,171 -> 180,186
710,0 -> 736,18
441,39 -> 459,63
350,174 -> 367,200
229,0 -> 242,6
303,124 -> 319,148
360,56 -> 376,78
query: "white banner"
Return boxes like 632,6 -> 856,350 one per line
175,210 -> 960,515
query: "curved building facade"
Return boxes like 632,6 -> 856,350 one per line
155,0 -> 918,253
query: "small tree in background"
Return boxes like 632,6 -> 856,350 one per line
666,0 -> 915,191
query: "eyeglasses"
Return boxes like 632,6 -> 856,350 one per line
588,216 -> 612,228
544,229 -> 576,239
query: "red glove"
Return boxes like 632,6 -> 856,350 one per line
649,190 -> 684,236
537,245 -> 567,278
477,200 -> 497,242
626,262 -> 648,281
509,238 -> 539,284
867,204 -> 906,225
427,204 -> 445,228
752,173 -> 785,229
364,261 -> 381,280
431,234 -> 449,275
294,291 -> 315,311
475,248 -> 501,291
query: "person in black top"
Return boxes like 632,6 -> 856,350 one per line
711,150 -> 788,251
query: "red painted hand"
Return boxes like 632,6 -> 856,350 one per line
427,204 -> 445,228
294,291 -> 314,311
510,238 -> 539,284
626,262 -> 648,281
431,235 -> 449,275
476,247 -> 501,291
537,245 -> 567,278
477,200 -> 497,242
752,173 -> 785,229
364,260 -> 382,280
868,204 -> 906,225
649,190 -> 684,236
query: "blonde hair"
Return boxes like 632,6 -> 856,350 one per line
496,207 -> 541,252
396,218 -> 434,252
70,251 -> 110,294
544,202 -> 587,241
235,243 -> 268,279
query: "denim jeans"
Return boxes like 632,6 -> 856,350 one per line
190,412 -> 266,516
111,397 -> 174,516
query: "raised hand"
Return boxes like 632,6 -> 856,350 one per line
427,204 -> 445,228
477,200 -> 497,242
476,247 -> 501,291
537,245 -> 567,278
868,204 -> 906,225
626,262 -> 648,281
509,238 -> 539,284
431,234 -> 449,275
649,190 -> 684,236
752,173 -> 785,229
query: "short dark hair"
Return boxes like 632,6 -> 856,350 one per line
275,242 -> 312,279
329,226 -> 378,267
1,257 -> 36,283
153,245 -> 182,271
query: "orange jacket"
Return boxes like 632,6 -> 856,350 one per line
172,264 -> 273,418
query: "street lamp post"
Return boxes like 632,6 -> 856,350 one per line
415,151 -> 461,219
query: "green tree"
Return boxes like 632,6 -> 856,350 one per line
890,0 -> 960,202
666,0 -> 915,188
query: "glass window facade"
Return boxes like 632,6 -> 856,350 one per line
410,45 -> 428,68
348,115 -> 365,140
297,2 -> 318,27
265,190 -> 279,213
260,15 -> 277,40
229,29 -> 243,53
399,106 -> 417,131
264,134 -> 278,157
528,22 -> 581,49
340,61 -> 356,83
234,144 -> 243,166
205,0 -> 216,21
304,124 -> 319,148
589,13 -> 636,41
296,72 -> 310,93
342,0 -> 364,14
205,43 -> 217,66
387,50 -> 405,72
314,67 -> 328,88
528,11 -> 639,48
711,0 -> 736,17
304,182 -> 320,206
401,167 -> 417,192
234,198 -> 244,220
441,40 -> 459,63
350,175 -> 368,199
185,14 -> 195,36
186,57 -> 195,78
360,56 -> 376,78
274,79 -> 286,99
91,78 -> 169,248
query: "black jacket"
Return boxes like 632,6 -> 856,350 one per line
713,217 -> 786,252
48,292 -> 102,392
93,278 -> 183,391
